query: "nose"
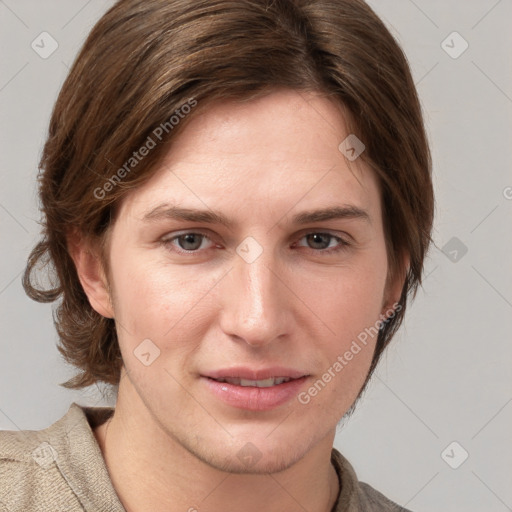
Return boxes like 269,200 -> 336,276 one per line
218,247 -> 291,347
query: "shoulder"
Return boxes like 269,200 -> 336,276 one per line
0,402 -> 89,467
331,448 -> 413,512
0,403 -> 119,512
0,404 -> 83,511
357,482 -> 413,512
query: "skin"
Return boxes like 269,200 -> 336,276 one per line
71,89 -> 405,512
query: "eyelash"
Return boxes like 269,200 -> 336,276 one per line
161,231 -> 351,256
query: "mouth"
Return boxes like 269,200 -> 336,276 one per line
201,368 -> 309,411
208,376 -> 296,387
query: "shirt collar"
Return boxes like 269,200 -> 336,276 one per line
50,403 -> 363,512
48,402 -> 124,511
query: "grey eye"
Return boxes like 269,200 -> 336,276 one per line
177,233 -> 205,251
305,233 -> 333,250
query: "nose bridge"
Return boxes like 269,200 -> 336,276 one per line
241,252 -> 275,315
220,244 -> 287,345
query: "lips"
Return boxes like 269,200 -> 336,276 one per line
201,367 -> 309,411
205,367 -> 308,382
212,376 -> 292,387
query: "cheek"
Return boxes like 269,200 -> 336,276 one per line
109,252 -> 221,351
298,254 -> 388,402
300,257 -> 387,339
297,268 -> 386,415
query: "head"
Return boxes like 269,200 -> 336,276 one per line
25,0 -> 433,473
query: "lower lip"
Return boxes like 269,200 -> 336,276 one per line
202,376 -> 308,411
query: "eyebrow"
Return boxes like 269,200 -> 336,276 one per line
141,204 -> 370,227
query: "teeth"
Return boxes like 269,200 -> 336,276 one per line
215,377 -> 292,387
272,377 -> 292,385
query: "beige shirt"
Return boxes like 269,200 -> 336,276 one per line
0,403 -> 411,511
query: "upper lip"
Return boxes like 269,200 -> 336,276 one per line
204,367 -> 308,381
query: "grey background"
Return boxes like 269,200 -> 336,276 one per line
1,1 -> 511,511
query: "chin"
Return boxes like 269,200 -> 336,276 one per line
180,427 -> 320,476
197,444 -> 308,475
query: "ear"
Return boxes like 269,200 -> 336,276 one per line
67,231 -> 114,319
381,251 -> 410,317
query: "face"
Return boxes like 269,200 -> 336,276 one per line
90,89 -> 400,474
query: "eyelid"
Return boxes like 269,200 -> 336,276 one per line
161,229 -> 214,242
293,227 -> 352,243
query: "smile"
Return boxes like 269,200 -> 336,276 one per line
210,377 -> 293,387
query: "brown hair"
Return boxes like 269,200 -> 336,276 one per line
24,0 -> 433,389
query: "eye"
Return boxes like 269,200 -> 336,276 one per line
296,232 -> 349,253
161,230 -> 350,256
162,232 -> 215,253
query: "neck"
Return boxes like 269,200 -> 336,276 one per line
94,380 -> 340,512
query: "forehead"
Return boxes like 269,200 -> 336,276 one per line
117,89 -> 380,223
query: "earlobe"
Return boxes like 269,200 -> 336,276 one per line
67,233 -> 114,319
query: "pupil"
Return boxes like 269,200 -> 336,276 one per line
308,233 -> 329,249
180,234 -> 201,250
